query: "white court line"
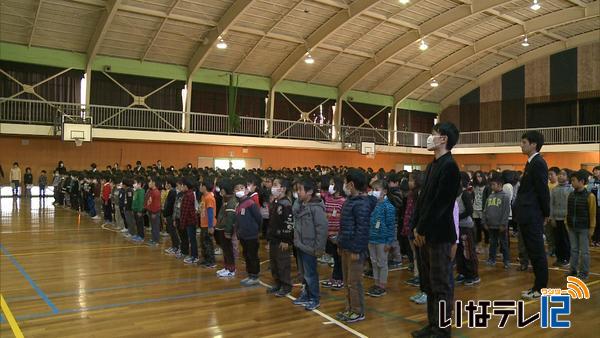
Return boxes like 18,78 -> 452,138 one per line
258,279 -> 368,338
479,259 -> 600,276
101,224 -> 121,233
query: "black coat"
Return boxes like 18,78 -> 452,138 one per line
514,154 -> 550,225
415,152 -> 461,244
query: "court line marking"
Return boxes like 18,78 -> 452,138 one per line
0,243 -> 59,314
1,294 -> 24,338
0,286 -> 257,324
258,280 -> 368,338
0,245 -> 141,257
478,259 -> 600,276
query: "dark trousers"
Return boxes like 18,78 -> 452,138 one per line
87,195 -> 96,217
474,217 -> 489,244
298,249 -> 320,301
166,216 -> 180,249
553,220 -> 570,262
178,225 -> 189,256
456,227 -> 478,279
39,185 -> 46,197
325,239 -> 343,281
261,218 -> 270,239
199,228 -> 215,264
11,180 -> 19,196
215,230 -> 235,271
269,241 -> 292,291
103,202 -> 113,222
593,212 -> 600,243
418,242 -> 454,337
180,225 -> 198,258
134,212 -> 145,239
240,238 -> 260,277
399,235 -> 414,263
489,228 -> 510,264
70,194 -> 79,210
519,222 -> 549,292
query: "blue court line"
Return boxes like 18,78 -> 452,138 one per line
0,243 -> 59,314
5,276 -> 208,303
1,285 -> 257,323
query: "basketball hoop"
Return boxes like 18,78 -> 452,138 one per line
366,152 -> 375,159
73,137 -> 83,147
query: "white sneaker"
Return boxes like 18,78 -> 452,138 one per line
161,231 -> 169,237
184,257 -> 199,265
120,228 -> 129,233
522,290 -> 541,300
91,215 -> 101,220
215,248 -> 223,255
216,268 -> 226,275
218,270 -> 235,278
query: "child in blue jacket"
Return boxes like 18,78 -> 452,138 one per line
367,180 -> 396,297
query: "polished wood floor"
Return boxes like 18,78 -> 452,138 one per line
1,197 -> 599,337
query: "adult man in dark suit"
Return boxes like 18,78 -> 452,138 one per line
514,130 -> 550,300
411,122 -> 461,338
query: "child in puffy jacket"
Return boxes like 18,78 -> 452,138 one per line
367,180 -> 396,298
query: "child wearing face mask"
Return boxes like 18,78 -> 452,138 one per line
366,180 -> 396,297
235,179 -> 263,286
266,178 -> 294,297
321,176 -> 346,290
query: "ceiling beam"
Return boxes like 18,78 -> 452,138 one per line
270,0 -> 381,89
337,0 -> 511,98
393,4 -> 598,104
440,30 -> 598,109
140,0 -> 182,62
28,0 -> 44,48
187,0 -> 254,77
86,0 -> 122,70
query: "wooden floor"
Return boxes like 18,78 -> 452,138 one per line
1,197 -> 599,338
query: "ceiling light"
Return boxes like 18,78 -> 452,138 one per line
530,0 -> 541,11
304,52 -> 314,64
216,36 -> 227,49
430,79 -> 439,88
419,39 -> 428,51
521,36 -> 530,47
399,0 -> 410,4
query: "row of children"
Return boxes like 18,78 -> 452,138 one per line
8,162 -> 48,198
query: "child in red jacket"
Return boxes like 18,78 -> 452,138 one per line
101,176 -> 114,225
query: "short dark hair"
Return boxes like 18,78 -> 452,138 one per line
165,176 -> 176,188
521,130 -> 544,152
549,167 -> 560,175
460,172 -> 471,189
593,165 -> 600,172
432,122 -> 460,150
345,168 -> 368,192
490,176 -> 503,185
41,170 -> 46,173
570,169 -> 589,184
201,179 -> 214,191
388,173 -> 401,184
300,179 -> 316,196
182,177 -> 194,189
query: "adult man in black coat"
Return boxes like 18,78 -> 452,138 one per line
514,130 -> 550,300
411,122 -> 461,338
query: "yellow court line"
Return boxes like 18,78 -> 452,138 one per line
1,294 -> 25,338
0,245 -> 140,257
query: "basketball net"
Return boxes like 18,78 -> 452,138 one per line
74,138 -> 83,147
366,152 -> 375,159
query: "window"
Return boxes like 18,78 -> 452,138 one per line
403,165 -> 422,172
214,158 -> 246,170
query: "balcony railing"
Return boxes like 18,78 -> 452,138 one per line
1,98 -> 598,148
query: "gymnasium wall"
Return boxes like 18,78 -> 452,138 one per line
1,135 -> 598,185
441,43 -> 600,131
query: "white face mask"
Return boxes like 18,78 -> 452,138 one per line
426,135 -> 436,150
328,185 -> 335,194
215,187 -> 221,192
235,191 -> 246,198
315,192 -> 321,198
271,187 -> 281,196
372,191 -> 382,199
293,192 -> 299,199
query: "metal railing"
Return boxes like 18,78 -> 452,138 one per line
458,125 -> 600,147
2,98 -> 598,148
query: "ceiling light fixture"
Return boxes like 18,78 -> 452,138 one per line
216,36 -> 227,49
419,39 -> 428,51
430,79 -> 439,88
530,0 -> 541,11
304,52 -> 314,64
521,36 -> 530,47
399,0 -> 410,4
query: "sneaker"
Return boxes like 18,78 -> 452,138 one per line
336,310 -> 352,320
293,293 -> 310,306
522,290 -> 542,300
409,292 -> 424,302
552,260 -> 564,267
577,273 -> 589,281
504,263 -> 511,270
275,289 -> 291,297
267,285 -> 281,294
343,312 -> 365,323
405,277 -> 420,287
217,270 -> 235,278
331,280 -> 344,290
366,285 -> 378,296
183,256 -> 199,265
175,251 -> 185,259
486,260 -> 496,266
120,228 -> 129,233
518,264 -> 529,271
388,261 -> 401,269
214,247 -> 222,255
123,233 -> 132,239
561,260 -> 570,267
369,286 -> 386,297
201,262 -> 217,269
464,277 -> 481,286
145,240 -> 159,247
161,231 -> 169,237
164,247 -> 177,255
414,293 -> 428,304
242,277 -> 259,286
363,270 -> 374,278
91,215 -> 101,220
304,300 -> 320,311
240,277 -> 250,284
216,268 -> 226,274
455,274 -> 466,284
321,280 -> 333,288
